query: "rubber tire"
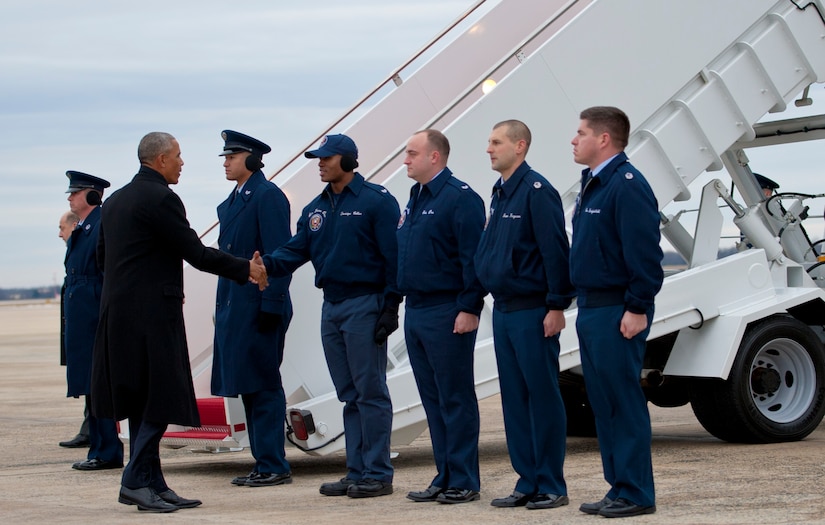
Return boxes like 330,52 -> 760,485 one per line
644,380 -> 690,408
689,315 -> 825,443
559,372 -> 597,437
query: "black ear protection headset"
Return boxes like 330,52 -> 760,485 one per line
340,154 -> 359,172
85,190 -> 102,206
245,153 -> 264,172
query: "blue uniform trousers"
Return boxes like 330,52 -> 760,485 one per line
122,418 -> 168,492
85,395 -> 123,464
242,388 -> 289,474
321,293 -> 393,483
576,304 -> 655,507
492,306 -> 567,496
405,302 -> 480,491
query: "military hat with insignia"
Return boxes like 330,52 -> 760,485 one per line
753,173 -> 779,190
219,130 -> 271,172
219,130 -> 272,158
65,170 -> 110,194
304,134 -> 358,160
304,134 -> 359,172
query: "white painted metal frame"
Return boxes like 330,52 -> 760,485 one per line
169,0 -> 825,454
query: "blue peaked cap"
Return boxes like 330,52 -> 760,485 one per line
304,134 -> 358,159
219,130 -> 271,158
65,171 -> 110,193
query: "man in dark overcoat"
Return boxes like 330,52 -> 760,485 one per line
62,172 -> 123,470
91,131 -> 269,513
211,130 -> 294,487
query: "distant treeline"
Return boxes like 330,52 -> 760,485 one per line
0,285 -> 61,301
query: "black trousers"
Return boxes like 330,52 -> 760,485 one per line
121,417 -> 168,492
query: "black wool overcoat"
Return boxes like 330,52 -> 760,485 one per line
91,166 -> 248,426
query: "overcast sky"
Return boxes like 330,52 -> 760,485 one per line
1,1 -> 823,288
0,0 -> 477,288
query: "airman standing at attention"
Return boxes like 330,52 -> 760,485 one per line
62,171 -> 123,471
570,106 -> 663,518
58,209 -> 90,450
397,129 -> 486,504
261,134 -> 400,499
211,130 -> 294,488
474,120 -> 574,511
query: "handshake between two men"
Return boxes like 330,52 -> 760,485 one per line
248,251 -> 269,291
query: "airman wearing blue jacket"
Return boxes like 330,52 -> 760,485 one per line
474,120 -> 574,511
397,130 -> 486,505
63,171 -> 123,471
211,130 -> 293,488
571,106 -> 663,519
261,134 -> 400,499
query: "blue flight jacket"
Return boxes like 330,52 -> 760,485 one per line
212,170 -> 293,396
63,205 -> 103,397
570,152 -> 664,314
474,161 -> 574,312
263,172 -> 400,304
396,168 -> 486,315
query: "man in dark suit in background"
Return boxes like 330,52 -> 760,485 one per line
211,130 -> 294,488
91,131 -> 269,513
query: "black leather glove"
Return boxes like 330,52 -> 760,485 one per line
257,311 -> 281,334
373,304 -> 399,345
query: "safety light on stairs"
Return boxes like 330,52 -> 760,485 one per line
289,409 -> 316,441
481,78 -> 497,95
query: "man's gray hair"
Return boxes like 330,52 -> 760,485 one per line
138,132 -> 177,164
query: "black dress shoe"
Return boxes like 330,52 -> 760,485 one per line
407,485 -> 443,502
347,478 -> 393,498
491,491 -> 533,507
157,489 -> 202,509
231,471 -> 258,486
59,434 -> 90,448
598,498 -> 656,518
118,486 -> 178,513
526,493 -> 569,509
579,496 -> 614,515
436,488 -> 480,504
319,477 -> 357,496
244,471 -> 292,487
71,458 -> 123,471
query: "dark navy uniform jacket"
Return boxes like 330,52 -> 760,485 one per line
212,170 -> 292,396
63,205 -> 103,397
263,173 -> 400,303
396,168 -> 486,315
570,152 -> 663,314
474,161 -> 574,311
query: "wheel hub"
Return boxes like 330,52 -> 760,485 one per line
751,366 -> 781,396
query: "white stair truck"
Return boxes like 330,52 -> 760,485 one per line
157,0 -> 825,452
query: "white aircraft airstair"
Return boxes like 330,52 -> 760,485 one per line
161,0 -> 825,452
